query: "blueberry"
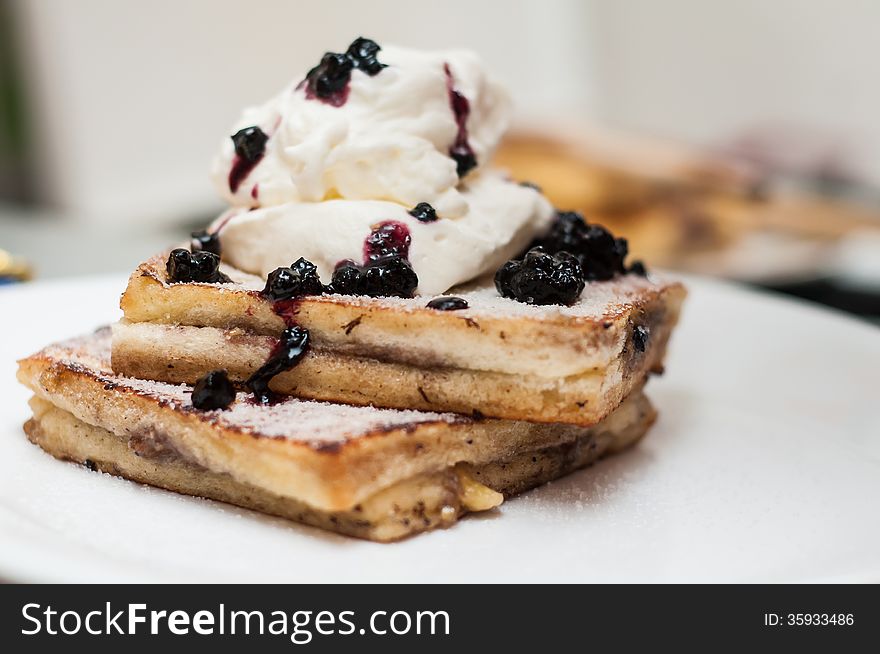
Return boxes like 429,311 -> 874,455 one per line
628,260 -> 648,276
409,202 -> 438,223
231,126 -> 268,162
262,266 -> 301,300
246,326 -> 310,404
191,251 -> 226,282
632,325 -> 650,353
450,145 -> 477,178
494,260 -> 519,290
191,370 -> 236,410
358,256 -> 418,298
303,39 -> 385,106
290,257 -> 324,295
346,37 -> 386,75
191,230 -> 221,256
229,128 -> 267,192
427,296 -> 468,311
495,247 -> 585,306
306,52 -> 353,99
166,248 -> 230,284
166,248 -> 193,282
262,257 -> 324,300
328,256 -> 418,298
328,261 -> 362,295
532,211 -> 628,281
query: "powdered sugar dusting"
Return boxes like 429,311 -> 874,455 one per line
218,398 -> 461,442
39,328 -> 116,375
145,255 -> 680,322
35,329 -> 467,447
286,272 -> 674,323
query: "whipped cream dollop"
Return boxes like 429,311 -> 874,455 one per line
211,41 -> 553,295
216,172 -> 548,295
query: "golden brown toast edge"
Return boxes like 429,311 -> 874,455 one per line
17,330 -> 649,512
111,318 -> 667,426
24,395 -> 655,541
120,254 -> 686,376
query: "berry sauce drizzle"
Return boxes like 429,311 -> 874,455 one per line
443,63 -> 476,177
245,325 -> 310,404
272,297 -> 304,327
228,126 -> 270,194
363,221 -> 411,262
241,295 -> 310,404
229,153 -> 263,194
302,79 -> 350,107
300,39 -> 385,108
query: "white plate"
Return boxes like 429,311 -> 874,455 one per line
1,274 -> 878,583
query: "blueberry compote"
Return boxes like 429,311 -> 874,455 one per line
262,257 -> 325,301
443,64 -> 476,177
426,296 -> 468,311
495,247 -> 585,306
327,261 -> 361,295
495,211 -> 647,305
191,370 -> 236,410
250,221 -> 418,400
303,37 -> 386,107
408,202 -> 438,223
346,37 -> 386,75
251,257 -> 325,402
363,221 -> 411,261
327,221 -> 417,298
358,256 -> 418,297
495,248 -> 584,304
329,257 -> 418,299
246,326 -> 310,404
303,52 -> 352,107
530,211 -> 630,281
190,230 -> 221,256
228,126 -> 268,193
166,248 -> 230,284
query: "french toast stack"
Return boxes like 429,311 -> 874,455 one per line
17,258 -> 683,541
16,38 -> 686,541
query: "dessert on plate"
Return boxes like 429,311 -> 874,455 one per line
18,38 -> 685,540
19,329 -> 655,541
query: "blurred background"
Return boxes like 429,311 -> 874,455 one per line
2,0 -> 879,319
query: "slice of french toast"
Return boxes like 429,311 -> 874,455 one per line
18,329 -> 656,541
112,254 -> 684,425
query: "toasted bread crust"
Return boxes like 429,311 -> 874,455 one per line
120,254 -> 686,377
115,254 -> 684,423
25,396 -> 653,541
112,320 -> 669,425
18,329 -> 654,512
24,400 -> 466,542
